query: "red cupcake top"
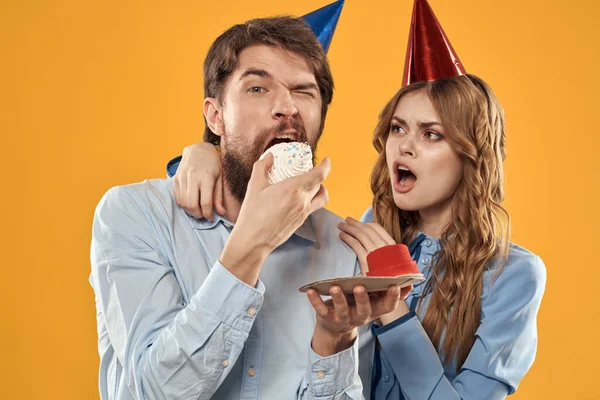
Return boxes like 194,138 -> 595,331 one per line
365,244 -> 419,277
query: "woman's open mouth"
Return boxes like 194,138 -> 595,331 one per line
394,163 -> 417,193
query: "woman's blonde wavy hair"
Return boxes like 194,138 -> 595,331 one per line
371,74 -> 510,370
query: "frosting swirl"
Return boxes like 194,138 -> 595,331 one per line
259,142 -> 313,184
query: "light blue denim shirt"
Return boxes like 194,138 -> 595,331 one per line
357,207 -> 547,400
89,179 -> 363,400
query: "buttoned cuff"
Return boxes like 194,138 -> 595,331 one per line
306,338 -> 360,397
194,261 -> 265,334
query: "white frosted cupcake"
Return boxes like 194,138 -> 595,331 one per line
259,142 -> 313,184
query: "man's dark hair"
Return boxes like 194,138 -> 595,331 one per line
203,16 -> 335,145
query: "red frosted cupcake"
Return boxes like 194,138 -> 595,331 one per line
366,244 -> 418,277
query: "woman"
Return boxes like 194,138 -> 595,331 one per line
338,74 -> 545,399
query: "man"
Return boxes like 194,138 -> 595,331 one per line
90,16 -> 401,400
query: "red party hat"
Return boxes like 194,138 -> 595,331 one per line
402,0 -> 466,86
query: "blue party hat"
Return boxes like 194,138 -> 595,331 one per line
301,0 -> 345,53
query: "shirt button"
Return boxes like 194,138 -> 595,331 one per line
248,307 -> 257,317
222,360 -> 229,367
383,375 -> 390,382
316,371 -> 326,379
248,367 -> 256,377
223,222 -> 232,228
424,239 -> 432,247
422,257 -> 430,265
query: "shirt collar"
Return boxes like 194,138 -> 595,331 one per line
188,212 -> 225,230
189,212 -> 317,243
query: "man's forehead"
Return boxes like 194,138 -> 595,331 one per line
233,44 -> 316,83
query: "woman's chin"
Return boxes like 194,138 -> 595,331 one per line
392,193 -> 421,212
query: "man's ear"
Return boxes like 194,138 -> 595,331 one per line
203,97 -> 224,136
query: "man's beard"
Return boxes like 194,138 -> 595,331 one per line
222,120 -> 317,203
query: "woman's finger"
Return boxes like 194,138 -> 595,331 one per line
364,221 -> 396,246
339,231 -> 368,274
198,174 -> 216,221
345,216 -> 395,248
214,174 -> 225,215
179,173 -> 203,220
339,220 -> 379,251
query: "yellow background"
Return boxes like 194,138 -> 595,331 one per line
2,0 -> 599,398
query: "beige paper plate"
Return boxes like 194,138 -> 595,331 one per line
298,274 -> 425,296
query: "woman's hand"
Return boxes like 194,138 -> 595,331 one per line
339,217 -> 412,302
338,217 -> 396,274
173,142 -> 224,220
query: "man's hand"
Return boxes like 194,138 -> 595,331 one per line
307,284 -> 401,356
220,154 -> 331,286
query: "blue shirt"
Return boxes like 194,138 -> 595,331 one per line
357,208 -> 547,400
89,179 -> 364,400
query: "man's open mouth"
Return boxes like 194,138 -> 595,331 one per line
265,133 -> 298,152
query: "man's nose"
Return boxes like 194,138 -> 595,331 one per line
271,91 -> 298,120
